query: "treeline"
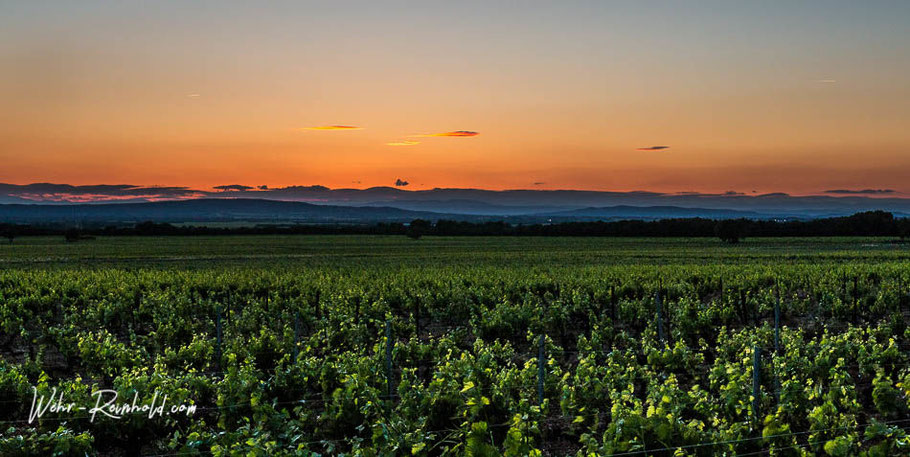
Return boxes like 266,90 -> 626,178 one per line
0,210 -> 907,243
410,211 -> 909,241
0,221 -> 411,241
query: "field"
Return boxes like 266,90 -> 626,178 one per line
2,235 -> 910,456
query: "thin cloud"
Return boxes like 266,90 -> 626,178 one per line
411,130 -> 479,138
0,184 -> 204,203
815,79 -> 837,83
302,125 -> 363,131
824,189 -> 895,195
386,140 -> 420,146
186,93 -> 201,97
15,193 -> 206,203
636,146 -> 670,151
395,179 -> 409,187
214,184 -> 254,192
533,182 -> 546,186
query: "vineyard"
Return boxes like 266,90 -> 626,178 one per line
1,235 -> 910,456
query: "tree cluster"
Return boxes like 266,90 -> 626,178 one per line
0,211 -> 907,243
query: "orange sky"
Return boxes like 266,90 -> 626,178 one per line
1,2 -> 909,195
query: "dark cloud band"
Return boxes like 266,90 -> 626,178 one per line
824,189 -> 896,195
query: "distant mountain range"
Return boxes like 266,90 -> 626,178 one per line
2,183 -> 910,224
0,199 -> 445,224
542,205 -> 771,220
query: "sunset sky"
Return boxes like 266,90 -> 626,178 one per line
2,1 -> 909,194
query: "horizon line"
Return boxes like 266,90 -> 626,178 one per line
0,181 -> 907,204
1,181 -> 905,196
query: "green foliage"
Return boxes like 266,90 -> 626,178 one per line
1,236 -> 910,454
0,427 -> 94,457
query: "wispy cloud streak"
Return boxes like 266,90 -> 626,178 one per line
410,130 -> 479,138
636,146 -> 670,151
301,125 -> 363,130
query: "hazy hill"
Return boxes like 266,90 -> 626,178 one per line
3,183 -> 910,219
540,205 -> 770,220
0,199 -> 447,224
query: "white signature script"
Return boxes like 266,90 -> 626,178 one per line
29,387 -> 197,423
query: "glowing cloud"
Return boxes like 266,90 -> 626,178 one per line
302,125 -> 363,131
636,146 -> 670,151
411,130 -> 479,138
386,140 -> 421,146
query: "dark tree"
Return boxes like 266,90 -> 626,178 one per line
844,210 -> 895,236
899,219 -> 910,242
715,219 -> 747,244
134,221 -> 179,235
64,228 -> 82,243
0,225 -> 15,244
406,219 -> 431,240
